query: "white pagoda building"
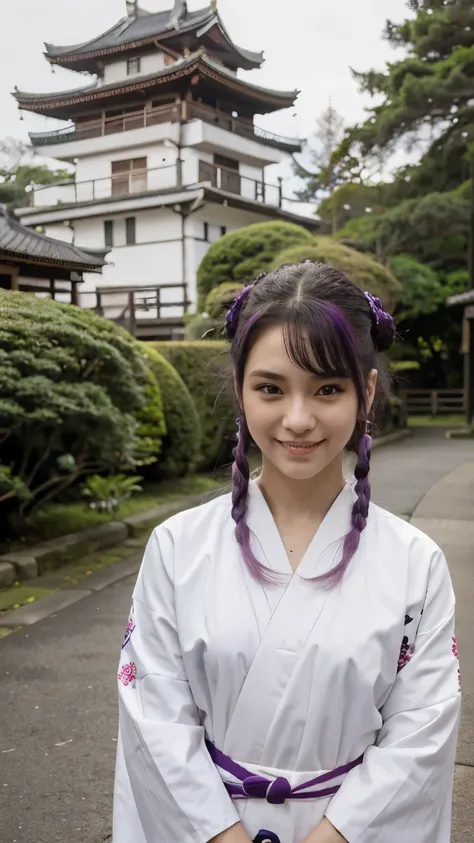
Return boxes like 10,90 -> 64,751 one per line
14,0 -> 318,338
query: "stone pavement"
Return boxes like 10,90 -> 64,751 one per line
0,428 -> 473,843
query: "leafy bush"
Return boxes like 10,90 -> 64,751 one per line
205,282 -> 245,319
197,220 -> 313,307
82,473 -> 143,514
184,314 -> 223,341
0,292 -> 156,535
389,255 -> 443,320
154,341 -> 235,469
271,236 -> 401,311
141,344 -> 201,478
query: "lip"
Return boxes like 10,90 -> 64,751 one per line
276,440 -> 324,456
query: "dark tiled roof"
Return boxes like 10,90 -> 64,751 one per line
0,207 -> 107,271
44,5 -> 262,68
14,52 -> 298,111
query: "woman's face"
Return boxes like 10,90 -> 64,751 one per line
241,324 -> 377,482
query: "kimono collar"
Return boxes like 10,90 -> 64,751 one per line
245,480 -> 357,580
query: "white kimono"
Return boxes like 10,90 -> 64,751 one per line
113,481 -> 461,843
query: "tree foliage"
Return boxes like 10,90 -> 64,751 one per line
196,221 -> 313,306
271,237 -> 401,311
0,293 -> 163,536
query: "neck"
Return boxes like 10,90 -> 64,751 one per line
257,455 -> 346,521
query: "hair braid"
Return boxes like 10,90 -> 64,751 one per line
231,417 -> 275,584
315,432 -> 372,589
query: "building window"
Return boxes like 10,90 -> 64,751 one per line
104,220 -> 114,247
111,157 -> 147,196
220,226 -> 227,237
127,57 -> 141,75
126,217 -> 136,245
203,222 -> 209,242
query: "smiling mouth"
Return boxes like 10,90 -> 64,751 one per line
277,440 -> 323,455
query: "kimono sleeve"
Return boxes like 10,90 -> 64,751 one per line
325,547 -> 461,843
117,525 -> 240,843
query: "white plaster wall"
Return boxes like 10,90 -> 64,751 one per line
103,60 -> 128,83
39,121 -> 181,163
103,52 -> 165,84
72,144 -> 179,201
43,223 -> 74,243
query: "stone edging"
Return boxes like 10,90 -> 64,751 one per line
0,428 -> 411,591
0,493 -> 206,590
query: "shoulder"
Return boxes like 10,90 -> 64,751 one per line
155,490 -> 232,549
367,502 -> 441,556
366,502 -> 451,595
134,491 -> 233,605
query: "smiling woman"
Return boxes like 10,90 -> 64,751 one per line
114,261 -> 460,843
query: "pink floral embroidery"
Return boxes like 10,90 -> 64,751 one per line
118,662 -> 137,687
121,615 -> 135,650
452,636 -> 459,659
452,636 -> 461,689
397,635 -> 415,672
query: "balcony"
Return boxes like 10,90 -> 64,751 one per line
29,160 -> 284,209
29,102 -> 301,153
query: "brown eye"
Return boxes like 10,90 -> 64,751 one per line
258,384 -> 281,395
317,385 -> 342,397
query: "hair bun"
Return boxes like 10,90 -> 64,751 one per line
363,292 -> 395,352
372,310 -> 395,352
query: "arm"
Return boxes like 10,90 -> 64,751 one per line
320,547 -> 461,843
117,527 -> 240,843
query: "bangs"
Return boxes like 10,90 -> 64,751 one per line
281,300 -> 363,387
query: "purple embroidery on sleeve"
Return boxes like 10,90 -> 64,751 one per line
118,662 -> 137,687
397,635 -> 415,672
121,613 -> 135,650
452,636 -> 461,690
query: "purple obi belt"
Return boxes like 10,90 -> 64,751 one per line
206,740 -> 363,805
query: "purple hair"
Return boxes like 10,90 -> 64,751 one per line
227,261 -> 395,588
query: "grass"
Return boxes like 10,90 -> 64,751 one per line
0,584 -> 54,614
408,414 -> 467,428
4,470 -> 231,553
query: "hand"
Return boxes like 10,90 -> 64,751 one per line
301,817 -> 348,843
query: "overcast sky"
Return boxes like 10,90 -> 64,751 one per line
0,0 -> 410,198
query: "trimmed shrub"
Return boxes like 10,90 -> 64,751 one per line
184,314 -> 223,341
141,344 -> 201,478
0,292 -> 158,536
197,220 -> 313,307
154,341 -> 235,469
272,237 -> 401,311
205,282 -> 245,319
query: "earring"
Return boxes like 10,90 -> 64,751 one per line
365,420 -> 372,435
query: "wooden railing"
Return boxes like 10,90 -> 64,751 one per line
198,160 -> 283,206
29,101 -> 300,151
31,160 -> 284,208
401,389 -> 466,416
95,284 -> 190,336
30,103 -> 181,146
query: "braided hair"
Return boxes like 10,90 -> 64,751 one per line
225,261 -> 395,587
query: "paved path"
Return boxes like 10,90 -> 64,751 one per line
0,429 -> 473,843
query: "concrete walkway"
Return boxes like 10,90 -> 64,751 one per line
0,428 -> 473,843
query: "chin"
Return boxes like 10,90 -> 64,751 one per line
268,449 -> 336,482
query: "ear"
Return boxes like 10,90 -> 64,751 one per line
366,369 -> 378,414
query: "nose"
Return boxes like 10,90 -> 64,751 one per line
282,397 -> 316,435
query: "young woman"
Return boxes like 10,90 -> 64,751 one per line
113,262 -> 461,843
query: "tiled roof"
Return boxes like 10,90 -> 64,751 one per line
0,207 -> 107,271
44,5 -> 263,68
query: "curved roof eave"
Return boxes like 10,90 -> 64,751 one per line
14,53 -> 299,110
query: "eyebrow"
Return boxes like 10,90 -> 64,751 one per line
249,368 -> 348,380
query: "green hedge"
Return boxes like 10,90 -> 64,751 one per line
154,341 -> 235,469
272,237 -> 401,311
141,344 -> 201,478
205,282 -> 245,319
0,292 -> 158,537
196,220 -> 313,307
